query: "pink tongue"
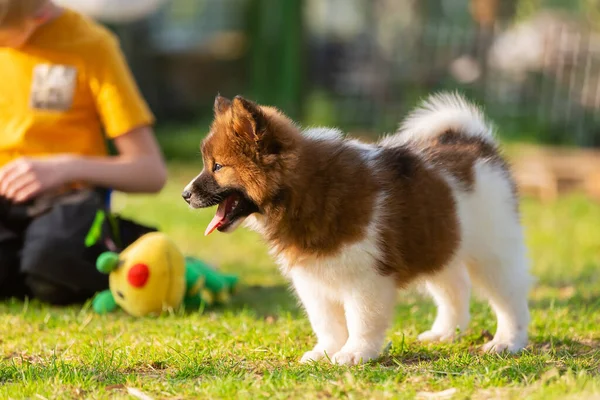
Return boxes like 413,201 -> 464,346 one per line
205,202 -> 227,236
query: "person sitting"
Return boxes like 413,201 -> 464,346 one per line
0,0 -> 167,305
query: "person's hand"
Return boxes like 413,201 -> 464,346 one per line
0,156 -> 74,203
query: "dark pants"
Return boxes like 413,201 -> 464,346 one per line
0,190 -> 154,305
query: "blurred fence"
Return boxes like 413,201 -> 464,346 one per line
112,0 -> 600,147
303,2 -> 600,146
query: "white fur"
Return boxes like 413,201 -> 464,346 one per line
243,214 -> 266,235
254,93 -> 531,365
283,194 -> 397,365
347,139 -> 375,152
417,260 -> 472,343
433,161 -> 532,353
411,160 -> 532,354
302,127 -> 344,142
347,139 -> 383,163
380,92 -> 495,148
183,173 -> 199,195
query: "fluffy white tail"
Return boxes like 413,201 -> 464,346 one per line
382,92 -> 495,147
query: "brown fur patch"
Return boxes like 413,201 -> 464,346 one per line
262,139 -> 378,265
373,146 -> 460,283
411,130 -> 520,215
416,130 -> 506,190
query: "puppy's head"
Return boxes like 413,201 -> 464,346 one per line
183,95 -> 298,235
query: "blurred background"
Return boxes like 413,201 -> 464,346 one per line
58,0 -> 600,202
47,0 -> 599,325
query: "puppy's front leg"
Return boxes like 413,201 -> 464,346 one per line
292,271 -> 349,363
332,276 -> 397,366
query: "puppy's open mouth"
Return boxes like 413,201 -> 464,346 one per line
205,191 -> 258,236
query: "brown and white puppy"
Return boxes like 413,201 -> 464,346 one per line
183,93 -> 532,366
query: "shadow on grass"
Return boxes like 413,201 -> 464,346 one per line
379,349 -> 446,367
529,337 -> 600,356
529,292 -> 600,310
0,284 -> 299,320
228,284 -> 301,318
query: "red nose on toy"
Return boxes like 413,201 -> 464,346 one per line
127,263 -> 150,287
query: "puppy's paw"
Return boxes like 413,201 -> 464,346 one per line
481,336 -> 527,354
417,329 -> 457,343
300,350 -> 328,363
331,349 -> 379,366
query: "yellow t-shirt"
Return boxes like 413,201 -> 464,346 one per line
0,9 -> 155,167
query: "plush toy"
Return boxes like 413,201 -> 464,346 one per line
183,256 -> 239,310
92,232 -> 239,317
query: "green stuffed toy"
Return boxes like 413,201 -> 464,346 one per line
92,232 -> 239,316
184,256 -> 239,309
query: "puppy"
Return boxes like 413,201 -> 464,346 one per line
183,93 -> 532,366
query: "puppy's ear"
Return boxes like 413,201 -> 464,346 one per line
231,95 -> 266,143
214,95 -> 232,115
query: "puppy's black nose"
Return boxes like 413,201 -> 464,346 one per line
182,190 -> 192,202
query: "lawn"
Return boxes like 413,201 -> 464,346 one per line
1,162 -> 599,399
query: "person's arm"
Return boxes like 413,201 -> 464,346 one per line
78,29 -> 167,192
0,126 -> 167,202
64,125 -> 167,193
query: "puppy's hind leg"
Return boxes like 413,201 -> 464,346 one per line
467,242 -> 532,353
418,261 -> 471,343
458,161 -> 532,353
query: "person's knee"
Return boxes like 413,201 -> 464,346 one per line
21,238 -> 105,304
0,253 -> 15,285
25,275 -> 68,304
0,242 -> 29,300
21,240 -> 84,305
25,275 -> 83,305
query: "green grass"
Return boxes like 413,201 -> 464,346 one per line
1,164 -> 600,399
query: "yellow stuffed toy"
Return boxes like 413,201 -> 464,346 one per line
92,232 -> 239,317
93,232 -> 186,316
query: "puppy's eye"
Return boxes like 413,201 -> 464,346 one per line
213,163 -> 223,172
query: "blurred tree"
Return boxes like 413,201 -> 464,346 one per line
466,0 -> 518,97
584,0 -> 600,30
515,0 -> 542,21
470,0 -> 519,25
247,0 -> 304,119
470,0 -> 499,26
